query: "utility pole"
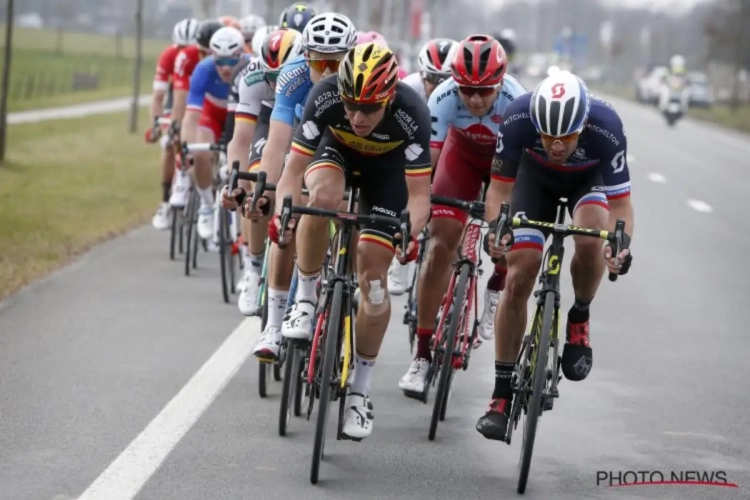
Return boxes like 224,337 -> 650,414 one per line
129,0 -> 144,133
0,0 -> 15,164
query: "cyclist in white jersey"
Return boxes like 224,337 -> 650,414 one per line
387,38 -> 459,295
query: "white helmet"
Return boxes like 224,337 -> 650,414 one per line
301,13 -> 357,53
530,72 -> 591,137
209,27 -> 245,58
252,24 -> 281,57
670,54 -> 686,72
240,14 -> 266,41
417,38 -> 459,77
172,18 -> 200,46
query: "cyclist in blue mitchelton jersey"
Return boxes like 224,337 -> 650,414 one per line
476,72 -> 634,440
182,27 -> 249,241
221,13 -> 358,359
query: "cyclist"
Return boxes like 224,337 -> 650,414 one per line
163,20 -> 224,211
182,26 -> 248,241
227,28 -> 304,315
239,14 -> 266,54
219,16 -> 241,29
279,2 -> 316,32
356,31 -> 408,80
389,38 -> 459,295
221,13 -> 357,358
269,42 -> 432,439
149,17 -> 200,230
476,72 -> 634,440
398,34 -> 526,396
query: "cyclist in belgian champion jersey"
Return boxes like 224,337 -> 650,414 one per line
399,35 -> 527,397
476,72 -> 634,440
266,43 -> 432,439
221,13 -> 358,359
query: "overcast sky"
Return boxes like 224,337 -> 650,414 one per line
491,0 -> 706,11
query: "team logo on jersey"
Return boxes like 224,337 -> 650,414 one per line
330,127 -> 403,155
456,123 -> 495,146
302,121 -> 320,141
404,143 -> 424,161
491,114 -> 503,124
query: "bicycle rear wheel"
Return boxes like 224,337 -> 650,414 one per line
279,343 -> 298,436
184,192 -> 197,276
517,290 -> 554,494
258,288 -> 269,398
311,280 -> 344,485
219,208 -> 231,303
169,207 -> 178,260
428,263 -> 470,441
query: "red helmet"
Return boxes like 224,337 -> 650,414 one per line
451,35 -> 507,87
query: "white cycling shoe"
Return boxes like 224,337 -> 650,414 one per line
387,258 -> 408,296
342,393 -> 374,440
479,289 -> 500,340
398,358 -> 431,393
197,205 -> 214,240
152,203 -> 170,230
252,326 -> 283,361
169,171 -> 192,208
282,300 -> 316,340
238,271 -> 260,316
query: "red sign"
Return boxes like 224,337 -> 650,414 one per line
410,0 -> 424,39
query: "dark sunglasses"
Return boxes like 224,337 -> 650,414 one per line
458,85 -> 497,97
307,58 -> 342,73
342,97 -> 388,115
214,57 -> 240,67
421,72 -> 447,86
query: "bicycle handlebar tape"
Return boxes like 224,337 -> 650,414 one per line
278,195 -> 293,250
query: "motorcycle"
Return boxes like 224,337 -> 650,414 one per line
658,75 -> 690,127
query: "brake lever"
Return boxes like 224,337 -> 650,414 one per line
608,219 -> 625,282
399,209 -> 411,261
491,202 -> 511,264
278,195 -> 293,250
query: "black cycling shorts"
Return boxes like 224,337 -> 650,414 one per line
248,105 -> 272,171
509,155 -> 608,252
304,129 -> 408,251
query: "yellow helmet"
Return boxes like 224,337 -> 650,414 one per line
338,42 -> 399,104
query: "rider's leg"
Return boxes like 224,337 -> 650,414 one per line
562,184 -> 609,381
193,117 -> 220,240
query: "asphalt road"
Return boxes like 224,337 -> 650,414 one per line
1,93 -> 748,500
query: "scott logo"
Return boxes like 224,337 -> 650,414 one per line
551,83 -> 566,99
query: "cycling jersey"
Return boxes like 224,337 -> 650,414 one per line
154,44 -> 180,91
291,75 -> 432,248
401,72 -> 426,101
222,58 -> 252,144
173,45 -> 203,91
235,57 -> 275,122
493,93 -> 631,252
429,75 -> 526,154
271,55 -> 313,127
187,56 -> 233,141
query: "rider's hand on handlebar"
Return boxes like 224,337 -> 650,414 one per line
485,229 -> 512,259
220,186 -> 243,211
242,195 -> 271,221
603,245 -> 632,276
393,233 -> 418,263
268,213 -> 296,244
144,127 -> 160,143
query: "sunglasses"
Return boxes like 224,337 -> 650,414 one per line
540,131 -> 581,145
214,57 -> 240,67
307,58 -> 342,73
458,85 -> 497,97
421,72 -> 447,86
342,96 -> 388,114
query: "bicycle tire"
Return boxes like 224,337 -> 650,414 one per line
191,209 -> 200,270
258,362 -> 268,398
169,207 -> 178,261
311,280 -> 344,485
184,192 -> 196,276
279,344 -> 297,436
274,362 -> 282,381
405,258 -> 420,353
517,290 -> 555,494
293,352 -> 305,417
219,208 -> 230,303
439,368 -> 454,422
428,263 -> 470,441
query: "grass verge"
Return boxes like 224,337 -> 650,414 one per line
592,83 -> 750,134
0,109 -> 161,300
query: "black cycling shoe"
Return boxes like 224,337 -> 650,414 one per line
561,320 -> 593,381
476,398 -> 511,441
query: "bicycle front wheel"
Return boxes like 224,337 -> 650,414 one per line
518,290 -> 555,494
428,263 -> 470,441
311,280 -> 344,485
219,208 -> 231,303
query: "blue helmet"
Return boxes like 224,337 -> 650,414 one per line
279,3 -> 316,33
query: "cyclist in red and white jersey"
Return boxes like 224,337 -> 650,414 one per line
149,18 -> 199,230
399,35 -> 527,396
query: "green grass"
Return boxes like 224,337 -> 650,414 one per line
1,27 -> 166,111
0,109 -> 161,300
592,83 -> 750,134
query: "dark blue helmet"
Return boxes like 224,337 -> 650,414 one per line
279,2 -> 316,33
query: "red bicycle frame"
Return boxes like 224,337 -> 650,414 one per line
432,217 -> 483,369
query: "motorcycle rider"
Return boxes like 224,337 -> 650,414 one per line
658,54 -> 690,115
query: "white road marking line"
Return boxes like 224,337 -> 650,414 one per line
687,199 -> 713,213
77,318 -> 261,500
647,172 -> 666,183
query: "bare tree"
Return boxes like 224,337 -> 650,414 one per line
0,0 -> 14,164
129,0 -> 144,133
